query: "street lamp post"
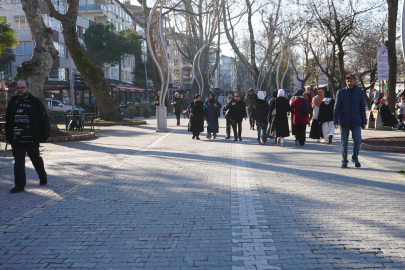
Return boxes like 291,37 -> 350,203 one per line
146,0 -> 170,132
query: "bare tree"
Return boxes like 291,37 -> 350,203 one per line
386,0 -> 399,111
15,0 -> 59,130
43,0 -> 121,121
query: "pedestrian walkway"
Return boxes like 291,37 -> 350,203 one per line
1,116 -> 405,269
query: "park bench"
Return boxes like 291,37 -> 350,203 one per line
367,109 -> 392,130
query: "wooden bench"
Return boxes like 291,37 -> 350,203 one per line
368,110 -> 392,130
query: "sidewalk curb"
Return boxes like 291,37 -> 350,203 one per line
361,142 -> 405,153
84,120 -> 147,126
0,132 -> 96,143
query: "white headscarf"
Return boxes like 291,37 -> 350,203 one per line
257,91 -> 266,100
278,89 -> 285,97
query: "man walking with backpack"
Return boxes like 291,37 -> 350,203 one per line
333,74 -> 367,168
6,80 -> 50,193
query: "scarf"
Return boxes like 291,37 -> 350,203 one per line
313,90 -> 324,107
298,96 -> 309,116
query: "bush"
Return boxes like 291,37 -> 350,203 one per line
125,106 -> 137,115
140,103 -> 151,116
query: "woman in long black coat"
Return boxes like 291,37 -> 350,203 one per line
188,95 -> 204,140
267,91 -> 278,141
204,92 -> 222,139
269,89 -> 290,147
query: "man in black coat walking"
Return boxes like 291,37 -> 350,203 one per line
6,80 -> 50,193
171,92 -> 184,126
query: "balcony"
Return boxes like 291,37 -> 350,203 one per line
182,64 -> 192,70
184,76 -> 193,81
79,4 -> 107,11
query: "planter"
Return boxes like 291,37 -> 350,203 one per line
143,111 -> 151,118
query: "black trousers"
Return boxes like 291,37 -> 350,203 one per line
231,121 -> 242,139
175,112 -> 181,124
226,119 -> 232,137
295,125 -> 307,145
398,115 -> 404,129
12,142 -> 47,188
249,115 -> 255,128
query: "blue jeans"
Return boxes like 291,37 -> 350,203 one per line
340,126 -> 362,163
256,121 -> 268,143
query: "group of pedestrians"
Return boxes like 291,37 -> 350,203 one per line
185,73 -> 369,169
187,91 -> 247,141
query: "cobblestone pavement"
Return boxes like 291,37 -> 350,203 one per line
1,115 -> 405,269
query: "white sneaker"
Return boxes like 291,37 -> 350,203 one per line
317,139 -> 321,143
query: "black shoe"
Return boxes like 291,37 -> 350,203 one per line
177,123 -> 180,126
40,178 -> 48,186
234,138 -> 238,141
341,161 -> 348,168
225,136 -> 230,139
213,134 -> 217,139
351,159 -> 361,168
10,187 -> 24,193
252,127 -> 255,130
192,135 -> 195,139
327,135 -> 333,144
196,136 -> 200,140
239,137 -> 242,141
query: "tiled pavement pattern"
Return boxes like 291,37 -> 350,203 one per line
0,115 -> 405,269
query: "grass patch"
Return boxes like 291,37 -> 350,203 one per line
397,170 -> 405,176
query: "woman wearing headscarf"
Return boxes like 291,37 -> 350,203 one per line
269,89 -> 290,147
309,90 -> 324,142
318,91 -> 335,144
228,92 -> 247,141
204,92 -> 222,139
267,91 -> 278,142
251,91 -> 270,145
188,94 -> 204,140
290,90 -> 311,146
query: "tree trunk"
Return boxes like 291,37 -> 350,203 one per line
387,0 -> 398,111
337,44 -> 346,89
45,0 -> 121,121
17,0 -> 59,131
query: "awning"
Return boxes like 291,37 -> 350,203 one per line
112,85 -> 145,92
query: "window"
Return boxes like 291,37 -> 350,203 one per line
174,70 -> 180,75
53,42 -> 66,58
174,49 -> 179,56
14,16 -> 29,29
174,59 -> 179,66
14,41 -> 33,55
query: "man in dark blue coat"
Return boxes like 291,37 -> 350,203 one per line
333,74 -> 367,168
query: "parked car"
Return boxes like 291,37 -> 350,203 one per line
45,98 -> 85,114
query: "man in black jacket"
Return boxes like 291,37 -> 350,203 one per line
244,88 -> 257,130
6,80 -> 50,193
171,92 -> 184,126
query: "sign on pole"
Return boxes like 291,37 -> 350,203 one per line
377,44 -> 389,80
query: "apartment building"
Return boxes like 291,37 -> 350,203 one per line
0,0 -> 146,109
220,55 -> 237,92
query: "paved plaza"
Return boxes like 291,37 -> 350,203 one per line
1,116 -> 405,269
